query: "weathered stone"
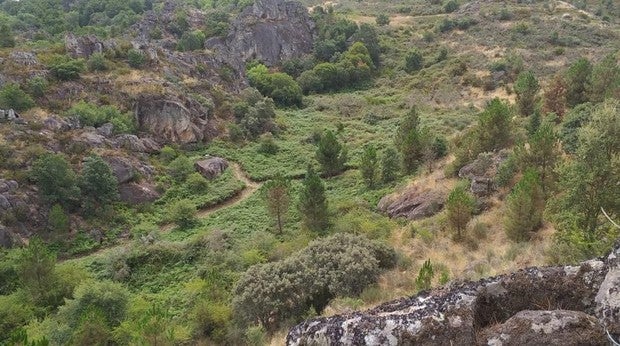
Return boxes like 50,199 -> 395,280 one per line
104,157 -> 136,184
65,33 -> 115,59
287,257 -> 611,346
97,123 -> 115,137
9,51 -> 38,66
79,131 -> 106,147
119,182 -> 160,204
458,150 -> 510,196
135,99 -> 207,144
195,156 -> 229,179
378,187 -> 446,220
595,245 -> 620,335
0,195 -> 10,210
478,310 -> 606,346
43,116 -> 71,131
0,226 -> 12,249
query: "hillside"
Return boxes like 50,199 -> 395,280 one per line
0,0 -> 619,344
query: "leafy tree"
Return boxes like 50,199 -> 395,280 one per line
127,49 -> 146,68
263,175 -> 290,235
169,199 -> 196,228
476,98 -> 512,152
375,14 -> 390,26
415,259 -> 434,291
404,49 -> 424,73
257,133 -> 278,155
177,30 -> 206,51
80,155 -> 119,211
515,123 -> 561,196
351,23 -> 381,66
395,107 -> 427,173
298,166 -> 329,234
15,238 -> 58,307
446,184 -> 475,239
234,88 -> 277,138
233,234 -> 395,330
360,144 -> 379,188
0,83 -> 35,111
381,147 -> 400,183
549,99 -> 619,235
504,169 -> 544,241
543,75 -> 567,119
0,24 -> 15,47
587,53 -> 620,103
565,58 -> 592,107
48,204 -> 70,234
316,130 -> 347,176
31,153 -> 81,209
514,70 -> 540,116
186,172 -> 209,192
247,64 -> 303,107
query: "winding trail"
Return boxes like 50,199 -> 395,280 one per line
64,162 -> 262,261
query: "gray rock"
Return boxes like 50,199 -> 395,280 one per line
43,116 -> 71,131
104,157 -> 136,184
9,51 -> 38,66
377,187 -> 446,220
195,156 -> 228,179
64,33 -> 115,59
114,134 -> 162,153
595,245 -> 620,335
0,195 -> 11,210
119,182 -> 160,204
79,131 -> 106,147
97,123 -> 115,137
135,99 -> 207,144
478,310 -> 606,346
458,150 -> 510,196
0,226 -> 12,248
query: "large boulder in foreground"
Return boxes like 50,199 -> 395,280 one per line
287,243 -> 620,345
195,156 -> 229,179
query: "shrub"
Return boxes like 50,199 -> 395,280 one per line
381,147 -> 400,183
31,153 -> 81,209
316,130 -> 347,176
0,24 -> 15,48
169,199 -> 196,228
48,56 -> 85,81
80,155 -> 119,211
415,259 -> 434,291
48,204 -> 70,233
446,184 -> 475,239
127,49 -> 145,68
177,30 -> 206,51
66,101 -> 135,133
87,52 -> 108,71
257,133 -> 278,155
376,14 -> 390,26
167,155 -> 194,182
404,49 -> 424,73
504,169 -> 544,241
186,172 -> 209,192
514,70 -> 540,116
0,83 -> 35,111
247,64 -> 303,107
27,77 -> 48,98
443,0 -> 459,13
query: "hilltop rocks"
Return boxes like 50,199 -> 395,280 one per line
377,187 -> 445,220
459,150 -> 510,196
195,156 -> 229,179
207,0 -> 316,67
478,310 -> 606,346
287,246 -> 620,346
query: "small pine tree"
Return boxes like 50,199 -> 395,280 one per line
360,144 -> 379,188
264,175 -> 291,235
514,70 -> 540,116
80,155 -> 119,212
587,53 -> 620,103
446,184 -> 475,239
476,98 -> 512,152
404,49 -> 424,73
395,107 -> 425,173
543,75 -> 567,119
415,259 -> 434,291
516,123 -> 560,196
565,58 -> 592,107
504,169 -> 544,241
381,147 -> 400,183
316,130 -> 347,177
298,166 -> 329,234
48,204 -> 70,233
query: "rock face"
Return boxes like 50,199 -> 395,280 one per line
135,98 -> 212,144
195,156 -> 229,179
119,182 -> 160,204
458,150 -> 510,196
377,187 -> 445,220
207,0 -> 316,67
287,246 -> 620,346
64,33 -> 115,59
478,310 -> 606,346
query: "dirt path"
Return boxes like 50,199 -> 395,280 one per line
64,162 -> 262,261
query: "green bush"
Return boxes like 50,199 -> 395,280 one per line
177,30 -> 206,51
48,56 -> 85,81
127,49 -> 146,68
0,24 -> 15,48
66,101 -> 135,133
0,83 -> 35,111
247,64 -> 303,107
186,172 -> 209,192
404,49 -> 424,73
48,204 -> 70,233
257,133 -> 279,155
27,77 -> 48,98
375,14 -> 390,26
167,155 -> 195,182
87,52 -> 108,71
443,0 -> 459,13
31,153 -> 81,209
168,199 -> 196,228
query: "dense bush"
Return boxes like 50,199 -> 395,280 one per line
233,234 -> 396,330
247,64 -> 303,107
233,88 -> 277,138
404,49 -> 424,73
66,101 -> 135,133
48,56 -> 85,81
87,52 -> 108,71
0,83 -> 35,111
127,49 -> 146,68
316,130 -> 347,176
31,153 -> 81,209
177,30 -> 206,51
504,169 -> 544,241
80,155 -> 119,211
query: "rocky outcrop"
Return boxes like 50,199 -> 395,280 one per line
195,156 -> 229,179
114,134 -> 162,154
458,150 -> 510,196
64,33 -> 116,59
478,310 -> 606,346
119,182 -> 160,204
287,245 -> 620,345
378,187 -> 445,220
206,0 -> 316,67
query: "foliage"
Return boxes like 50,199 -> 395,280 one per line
0,23 -> 15,47
446,184 -> 475,239
298,166 -> 329,234
316,130 -> 347,176
87,52 -> 108,71
587,53 -> 620,103
395,107 -> 427,173
233,88 -> 277,138
48,204 -> 70,233
168,199 -> 196,228
263,175 -> 291,235
404,49 -> 424,73
186,172 -> 209,192
443,0 -> 459,13
514,70 -> 540,116
381,147 -> 400,184
415,259 -> 434,291
375,14 -> 389,26
0,83 -> 33,112
232,234 -> 395,330
31,153 -> 81,209
27,77 -> 49,98
167,155 -> 194,182
515,123 -> 561,196
543,75 -> 567,118
360,144 -> 378,188
565,58 -> 592,107
66,101 -> 135,134
127,49 -> 146,68
80,155 -> 119,211
48,56 -> 85,81
504,169 -> 544,242
476,98 -> 513,152
247,64 -> 303,107
15,238 -> 59,307
177,30 -> 206,51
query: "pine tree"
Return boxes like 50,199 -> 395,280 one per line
587,53 -> 620,103
0,24 -> 15,48
16,238 -> 58,307
80,155 -> 118,212
514,70 -> 540,116
476,98 -> 512,152
565,58 -> 592,107
395,107 -> 425,173
504,169 -> 544,242
543,75 -> 567,119
31,153 -> 81,209
381,147 -> 400,183
446,184 -> 475,239
298,166 -> 329,234
415,259 -> 434,291
316,130 -> 347,177
515,123 -> 561,196
264,175 -> 290,235
360,144 -> 378,188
